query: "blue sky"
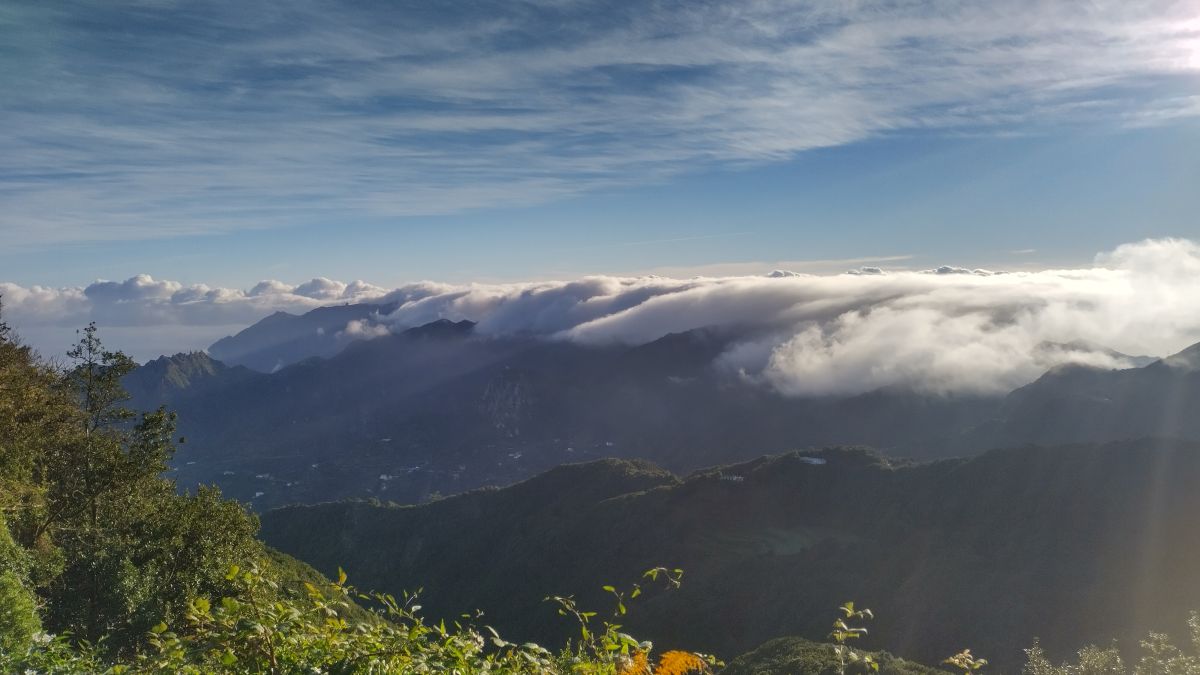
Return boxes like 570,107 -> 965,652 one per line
2,0 -> 1199,290
3,1 -> 1200,362
8,123 -> 1199,290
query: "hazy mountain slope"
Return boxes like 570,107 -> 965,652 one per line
208,303 -> 393,371
260,441 -> 1200,671
130,324 -> 1001,508
130,302 -> 1200,511
135,322 -> 541,507
974,345 -> 1200,447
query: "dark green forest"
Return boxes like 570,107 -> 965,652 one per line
258,441 -> 1200,672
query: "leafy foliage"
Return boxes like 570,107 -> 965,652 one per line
1,563 -> 721,674
830,602 -> 879,674
1023,613 -> 1200,675
0,311 -> 261,654
547,566 -> 719,674
0,569 -> 40,654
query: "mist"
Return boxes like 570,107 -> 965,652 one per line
373,238 -> 1200,394
6,238 -> 1200,395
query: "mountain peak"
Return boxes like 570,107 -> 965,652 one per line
208,303 -> 388,371
401,318 -> 476,340
1158,341 -> 1200,371
1034,340 -> 1157,369
124,351 -> 252,404
140,351 -> 224,379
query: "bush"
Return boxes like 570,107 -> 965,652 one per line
0,570 -> 40,655
0,561 -> 719,674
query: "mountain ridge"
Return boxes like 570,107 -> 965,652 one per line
208,302 -> 395,372
124,305 -> 1200,509
260,440 -> 1200,672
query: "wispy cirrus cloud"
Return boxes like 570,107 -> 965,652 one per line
1,1 -> 1198,245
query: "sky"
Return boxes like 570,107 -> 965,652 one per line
2,1 -> 1200,368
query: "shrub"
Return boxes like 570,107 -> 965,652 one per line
0,570 -> 40,655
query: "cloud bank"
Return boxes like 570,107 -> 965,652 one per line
6,239 -> 1200,395
0,275 -> 388,361
3,1 -> 1198,245
364,239 -> 1200,394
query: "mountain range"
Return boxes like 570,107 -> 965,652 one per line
124,303 -> 1200,509
113,302 -> 1200,672
207,303 -> 394,372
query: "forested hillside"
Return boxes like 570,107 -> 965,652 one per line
0,311 -> 917,673
0,316 -> 262,653
10,310 -> 1200,675
261,441 -> 1200,672
0,312 -> 730,672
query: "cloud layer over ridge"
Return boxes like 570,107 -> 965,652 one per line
6,239 -> 1200,395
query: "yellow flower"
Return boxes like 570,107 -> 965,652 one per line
618,650 -> 650,675
655,650 -> 708,675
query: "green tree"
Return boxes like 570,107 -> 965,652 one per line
0,513 -> 40,655
0,570 -> 40,655
0,313 -> 261,654
39,325 -> 259,649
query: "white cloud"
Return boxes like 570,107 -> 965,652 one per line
2,1 -> 1198,245
293,277 -> 347,300
7,238 -> 1200,395
923,266 -> 1000,276
248,280 -> 295,297
0,275 -> 389,360
846,267 -> 884,276
367,238 -> 1200,394
338,319 -> 391,341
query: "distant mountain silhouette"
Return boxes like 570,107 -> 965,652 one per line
124,351 -> 258,402
132,320 -> 1004,508
126,303 -> 1200,509
1159,341 -> 1200,370
208,303 -> 394,372
969,341 -> 1200,447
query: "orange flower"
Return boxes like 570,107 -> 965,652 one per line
656,650 -> 708,675
619,650 -> 651,675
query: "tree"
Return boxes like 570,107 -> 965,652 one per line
0,316 -> 261,653
0,512 -> 40,655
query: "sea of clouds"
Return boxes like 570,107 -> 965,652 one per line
5,238 -> 1200,396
